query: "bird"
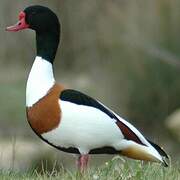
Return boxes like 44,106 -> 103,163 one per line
6,5 -> 169,171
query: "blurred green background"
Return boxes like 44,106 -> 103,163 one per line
0,0 -> 180,171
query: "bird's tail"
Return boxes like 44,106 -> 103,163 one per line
120,139 -> 169,167
147,139 -> 169,167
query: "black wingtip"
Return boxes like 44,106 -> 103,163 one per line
147,140 -> 169,158
162,159 -> 169,167
147,139 -> 169,167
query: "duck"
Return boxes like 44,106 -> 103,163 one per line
6,5 -> 169,171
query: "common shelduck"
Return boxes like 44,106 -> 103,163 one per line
6,5 -> 169,171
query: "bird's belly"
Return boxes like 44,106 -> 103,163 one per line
41,100 -> 123,154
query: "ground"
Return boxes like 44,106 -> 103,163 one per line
0,158 -> 179,180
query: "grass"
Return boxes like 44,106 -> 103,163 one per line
0,158 -> 179,180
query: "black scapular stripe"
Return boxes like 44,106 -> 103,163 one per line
60,89 -> 118,119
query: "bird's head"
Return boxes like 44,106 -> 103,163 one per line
6,5 -> 60,34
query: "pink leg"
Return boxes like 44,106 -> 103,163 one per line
76,154 -> 89,172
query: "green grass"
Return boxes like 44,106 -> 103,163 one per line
0,158 -> 179,180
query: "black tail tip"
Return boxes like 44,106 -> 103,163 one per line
147,139 -> 169,167
162,157 -> 169,167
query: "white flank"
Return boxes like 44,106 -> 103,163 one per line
26,56 -> 55,107
42,100 -> 124,154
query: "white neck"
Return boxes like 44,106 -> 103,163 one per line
26,56 -> 55,107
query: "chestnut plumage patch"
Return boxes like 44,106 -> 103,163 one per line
116,121 -> 144,145
26,83 -> 65,134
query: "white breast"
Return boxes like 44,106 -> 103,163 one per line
26,56 -> 55,107
42,100 -> 124,154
